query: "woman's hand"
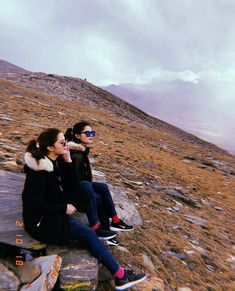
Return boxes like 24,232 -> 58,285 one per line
67,141 -> 86,152
76,144 -> 86,152
66,204 -> 77,215
62,146 -> 72,163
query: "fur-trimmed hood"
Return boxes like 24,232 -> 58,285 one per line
24,152 -> 54,172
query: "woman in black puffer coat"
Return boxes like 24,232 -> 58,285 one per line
22,127 -> 146,290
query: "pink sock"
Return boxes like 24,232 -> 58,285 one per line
91,223 -> 100,231
112,215 -> 120,224
115,267 -> 125,279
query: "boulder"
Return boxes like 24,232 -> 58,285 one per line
47,246 -> 98,291
13,261 -> 41,284
20,255 -> 61,291
0,262 -> 20,290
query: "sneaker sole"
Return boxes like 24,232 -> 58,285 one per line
115,275 -> 147,290
110,226 -> 134,232
98,234 -> 116,240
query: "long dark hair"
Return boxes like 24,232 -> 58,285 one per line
65,121 -> 90,143
26,128 -> 61,160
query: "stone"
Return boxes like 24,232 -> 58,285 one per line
0,262 -> 20,290
109,184 -> 143,225
115,245 -> 130,253
214,206 -> 223,211
3,160 -> 19,171
124,179 -> 143,189
0,113 -> 13,121
92,169 -> 106,182
0,150 -> 7,159
2,144 -> 20,152
0,170 -> 47,251
12,261 -> 41,284
47,247 -> 98,291
172,206 -> 180,212
131,275 -> 164,291
226,255 -> 235,263
184,249 -> 195,255
201,199 -> 213,207
185,215 -> 207,227
190,240 -> 200,246
165,190 -> 197,207
148,183 -> 165,191
171,225 -> 183,231
21,255 -> 62,291
142,253 -> 157,271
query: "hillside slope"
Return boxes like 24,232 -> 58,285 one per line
0,78 -> 235,290
0,59 -> 30,74
0,71 -> 230,156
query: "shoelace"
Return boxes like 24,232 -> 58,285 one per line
125,269 -> 135,278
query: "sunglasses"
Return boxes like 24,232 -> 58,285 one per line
59,140 -> 67,146
81,131 -> 96,137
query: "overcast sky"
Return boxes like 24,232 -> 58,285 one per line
1,0 -> 235,87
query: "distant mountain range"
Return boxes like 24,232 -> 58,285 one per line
104,81 -> 235,155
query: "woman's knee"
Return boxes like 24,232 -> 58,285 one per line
79,181 -> 95,197
94,182 -> 109,193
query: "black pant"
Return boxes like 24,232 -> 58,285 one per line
76,181 -> 117,229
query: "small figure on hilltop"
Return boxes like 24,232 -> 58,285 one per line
65,121 -> 134,246
22,128 -> 146,290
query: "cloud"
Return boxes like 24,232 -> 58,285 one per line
135,68 -> 200,84
0,0 -> 235,86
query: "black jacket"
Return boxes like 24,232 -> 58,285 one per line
22,153 -> 77,245
70,147 -> 92,182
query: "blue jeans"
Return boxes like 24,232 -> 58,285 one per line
76,181 -> 117,229
68,216 -> 119,274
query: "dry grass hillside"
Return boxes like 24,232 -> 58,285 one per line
0,76 -> 235,290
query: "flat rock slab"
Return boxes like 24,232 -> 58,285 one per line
47,245 -> 98,290
109,184 -> 143,226
185,215 -> 207,227
12,261 -> 41,284
0,170 -> 46,251
0,262 -> 20,290
93,171 -> 143,226
21,255 -> 62,291
0,229 -> 47,251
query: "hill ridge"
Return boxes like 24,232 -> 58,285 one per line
0,59 -> 30,74
0,71 -> 230,157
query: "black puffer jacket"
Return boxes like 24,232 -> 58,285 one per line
70,147 -> 92,182
22,153 -> 77,245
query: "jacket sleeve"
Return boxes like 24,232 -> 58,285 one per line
24,170 -> 67,215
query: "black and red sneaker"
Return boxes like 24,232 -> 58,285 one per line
106,237 -> 120,246
110,219 -> 134,232
95,228 -> 116,240
115,269 -> 146,290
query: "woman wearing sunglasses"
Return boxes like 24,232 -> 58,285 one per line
65,121 -> 134,246
22,128 -> 146,290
